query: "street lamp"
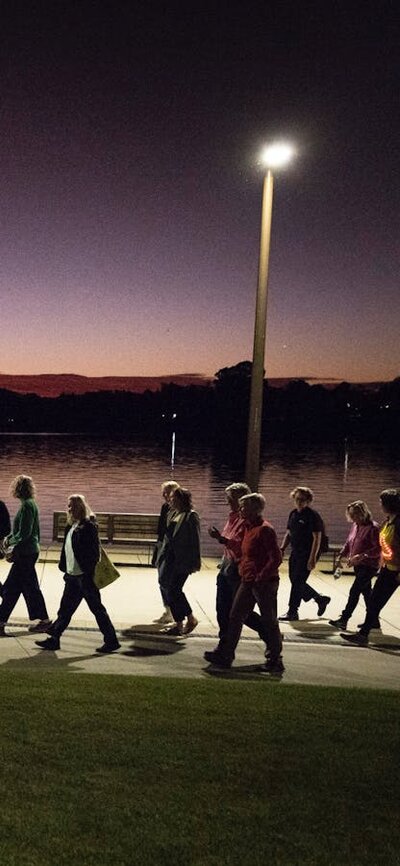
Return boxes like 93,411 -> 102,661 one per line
245,142 -> 294,491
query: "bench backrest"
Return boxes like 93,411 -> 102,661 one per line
52,511 -> 159,544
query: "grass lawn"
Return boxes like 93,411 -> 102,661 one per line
0,671 -> 399,866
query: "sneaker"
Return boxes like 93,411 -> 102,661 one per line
263,658 -> 285,675
203,650 -> 232,669
183,617 -> 198,635
278,612 -> 299,622
35,637 -> 60,651
329,618 -> 348,629
28,619 -> 53,633
317,596 -> 331,617
95,641 -> 121,654
153,610 -> 174,625
340,632 -> 368,646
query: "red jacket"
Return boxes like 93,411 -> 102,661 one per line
239,518 -> 282,582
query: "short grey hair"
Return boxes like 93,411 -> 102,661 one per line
225,482 -> 251,500
239,493 -> 265,513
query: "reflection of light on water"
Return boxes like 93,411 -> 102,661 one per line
171,432 -> 176,470
343,439 -> 349,483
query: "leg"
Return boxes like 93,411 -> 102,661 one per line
253,580 -> 282,662
360,567 -> 399,636
342,565 -> 375,621
220,582 -> 256,662
0,561 -> 24,622
19,555 -> 49,621
216,559 -> 240,642
167,571 -> 192,623
51,576 -> 84,638
81,576 -> 119,645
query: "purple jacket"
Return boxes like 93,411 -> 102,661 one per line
339,521 -> 380,568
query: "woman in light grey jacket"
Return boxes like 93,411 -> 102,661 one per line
158,487 -> 201,635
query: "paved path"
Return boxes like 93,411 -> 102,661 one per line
1,552 -> 399,690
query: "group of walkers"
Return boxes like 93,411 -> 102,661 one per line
0,476 -> 120,653
154,480 -> 400,673
0,473 -> 399,671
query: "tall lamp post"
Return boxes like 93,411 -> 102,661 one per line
245,142 -> 294,491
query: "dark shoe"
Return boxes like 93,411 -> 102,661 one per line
161,625 -> 183,636
329,618 -> 348,629
340,632 -> 368,646
95,641 -> 121,654
278,612 -> 299,622
357,621 -> 380,629
35,637 -> 60,651
203,650 -> 232,669
317,596 -> 331,616
263,658 -> 285,675
28,619 -> 53,633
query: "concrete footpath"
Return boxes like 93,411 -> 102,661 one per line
1,550 -> 399,690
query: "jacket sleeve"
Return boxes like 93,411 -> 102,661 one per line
9,501 -> 34,547
189,511 -> 201,572
0,502 -> 11,539
258,526 -> 283,580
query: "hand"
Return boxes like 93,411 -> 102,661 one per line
280,546 -> 286,558
307,557 -> 316,571
208,526 -> 221,540
348,554 -> 362,566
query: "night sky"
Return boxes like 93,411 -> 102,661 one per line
1,1 -> 399,382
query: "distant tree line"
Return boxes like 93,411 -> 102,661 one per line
0,361 -> 399,446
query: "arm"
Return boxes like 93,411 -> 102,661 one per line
280,529 -> 291,555
307,531 -> 322,571
8,501 -> 34,547
348,524 -> 381,565
258,526 -> 283,581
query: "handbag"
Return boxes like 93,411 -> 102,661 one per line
94,546 -> 120,590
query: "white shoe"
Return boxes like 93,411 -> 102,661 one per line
153,610 -> 174,625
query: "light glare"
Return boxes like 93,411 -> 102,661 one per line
260,142 -> 294,169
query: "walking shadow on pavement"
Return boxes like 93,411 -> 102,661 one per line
121,632 -> 186,657
204,663 -> 283,682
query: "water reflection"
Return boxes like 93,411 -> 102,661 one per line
0,434 -> 398,553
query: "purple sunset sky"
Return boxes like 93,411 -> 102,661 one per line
1,1 -> 399,382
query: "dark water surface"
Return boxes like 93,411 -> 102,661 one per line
0,435 -> 398,554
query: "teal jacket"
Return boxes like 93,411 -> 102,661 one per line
8,498 -> 40,555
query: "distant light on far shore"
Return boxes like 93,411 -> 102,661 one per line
259,142 -> 295,169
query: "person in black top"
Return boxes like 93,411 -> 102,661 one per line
152,480 -> 180,625
0,499 -> 11,597
35,494 -> 120,653
279,486 -> 330,621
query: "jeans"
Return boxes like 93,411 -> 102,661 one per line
0,553 -> 48,623
51,573 -> 118,644
360,567 -> 400,636
341,564 -> 376,621
288,554 -> 322,614
222,579 -> 282,663
216,557 -> 268,648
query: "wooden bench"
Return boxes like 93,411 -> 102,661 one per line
52,512 -> 159,563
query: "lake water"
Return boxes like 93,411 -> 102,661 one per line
0,435 -> 399,553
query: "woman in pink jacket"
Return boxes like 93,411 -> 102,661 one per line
329,500 -> 380,631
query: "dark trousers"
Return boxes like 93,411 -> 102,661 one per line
288,554 -> 322,614
361,567 -> 399,636
0,554 -> 48,623
163,570 -> 192,622
216,558 -> 268,648
341,564 -> 376,621
222,579 -> 282,663
51,573 -> 118,643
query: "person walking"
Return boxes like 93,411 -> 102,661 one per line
36,494 -> 120,653
0,497 -> 11,597
341,488 -> 400,646
208,482 -> 269,654
158,487 -> 200,635
152,480 -> 180,625
0,475 -> 51,636
329,500 -> 380,630
279,486 -> 330,621
204,493 -> 284,675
